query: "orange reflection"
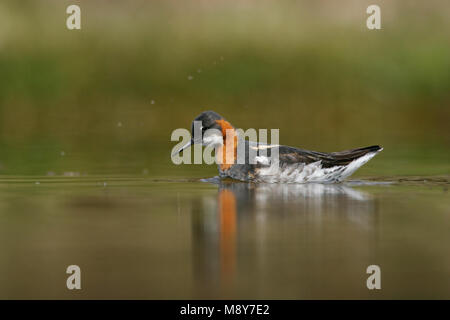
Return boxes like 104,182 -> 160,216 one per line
218,189 -> 236,282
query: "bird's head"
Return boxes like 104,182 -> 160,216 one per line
174,111 -> 235,155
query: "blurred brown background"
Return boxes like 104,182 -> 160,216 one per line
0,0 -> 449,177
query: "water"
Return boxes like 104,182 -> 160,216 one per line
0,175 -> 449,299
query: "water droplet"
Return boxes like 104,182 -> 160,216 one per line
187,75 -> 194,80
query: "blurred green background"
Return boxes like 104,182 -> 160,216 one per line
0,0 -> 449,178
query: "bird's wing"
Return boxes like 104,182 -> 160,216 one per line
276,145 -> 382,168
247,140 -> 381,168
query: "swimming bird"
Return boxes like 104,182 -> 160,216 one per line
174,111 -> 382,183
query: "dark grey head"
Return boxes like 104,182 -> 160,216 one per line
191,111 -> 224,140
174,111 -> 231,155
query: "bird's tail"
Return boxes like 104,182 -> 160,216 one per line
335,145 -> 383,180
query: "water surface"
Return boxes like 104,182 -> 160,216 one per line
0,175 -> 449,299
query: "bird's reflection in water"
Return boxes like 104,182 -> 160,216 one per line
218,189 -> 236,281
191,180 -> 378,297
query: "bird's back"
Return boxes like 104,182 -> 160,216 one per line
221,141 -> 382,183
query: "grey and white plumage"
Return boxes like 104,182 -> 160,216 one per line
222,140 -> 382,183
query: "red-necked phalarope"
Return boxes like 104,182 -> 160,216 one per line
174,111 -> 382,183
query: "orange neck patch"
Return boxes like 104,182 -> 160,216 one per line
215,119 -> 238,171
